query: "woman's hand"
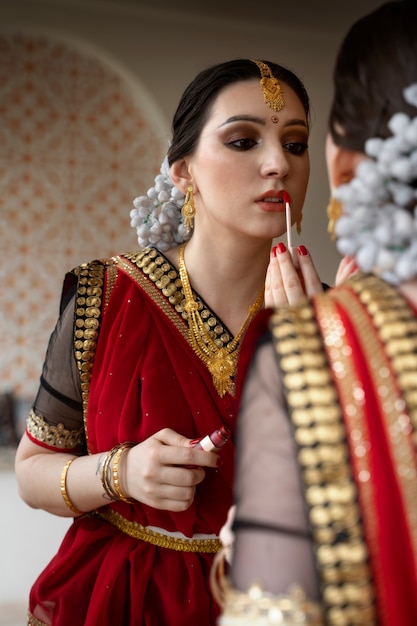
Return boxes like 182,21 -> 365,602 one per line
15,428 -> 220,516
265,243 -> 323,308
122,428 -> 220,512
335,255 -> 359,285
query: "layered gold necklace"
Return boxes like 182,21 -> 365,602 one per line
178,244 -> 264,397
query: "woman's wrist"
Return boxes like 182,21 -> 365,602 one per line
99,442 -> 136,503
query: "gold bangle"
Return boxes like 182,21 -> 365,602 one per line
100,445 -> 119,500
112,442 -> 135,503
60,457 -> 82,515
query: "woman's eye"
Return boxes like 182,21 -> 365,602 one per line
284,142 -> 308,155
227,137 -> 258,151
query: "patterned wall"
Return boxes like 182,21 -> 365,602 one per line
0,33 -> 167,400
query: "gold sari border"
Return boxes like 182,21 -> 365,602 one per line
27,408 -> 85,450
28,612 -> 47,626
270,295 -> 377,624
97,508 -> 222,553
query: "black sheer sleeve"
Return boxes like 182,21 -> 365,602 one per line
230,332 -> 320,601
30,286 -> 84,436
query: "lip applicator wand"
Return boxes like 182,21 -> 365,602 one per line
283,191 -> 299,267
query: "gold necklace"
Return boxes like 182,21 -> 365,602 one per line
178,243 -> 264,397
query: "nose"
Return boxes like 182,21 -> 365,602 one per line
261,146 -> 289,179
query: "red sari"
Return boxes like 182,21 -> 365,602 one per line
27,248 -> 237,626
230,272 -> 417,625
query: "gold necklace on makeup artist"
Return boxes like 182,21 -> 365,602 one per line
178,243 -> 265,398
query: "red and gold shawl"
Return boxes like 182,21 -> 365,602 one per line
269,273 -> 417,625
28,248 -> 238,626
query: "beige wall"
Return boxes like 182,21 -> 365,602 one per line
0,0 -> 373,401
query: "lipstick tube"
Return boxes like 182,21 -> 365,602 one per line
192,426 -> 231,452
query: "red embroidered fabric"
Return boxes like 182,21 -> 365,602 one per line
28,255 -> 238,626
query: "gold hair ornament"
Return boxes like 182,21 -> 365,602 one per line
253,60 -> 285,112
178,243 -> 264,397
181,185 -> 196,233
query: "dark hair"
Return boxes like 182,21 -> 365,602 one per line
329,0 -> 417,152
167,58 -> 310,165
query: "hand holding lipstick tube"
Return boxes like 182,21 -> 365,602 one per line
185,426 -> 231,469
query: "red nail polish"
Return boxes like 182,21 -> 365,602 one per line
277,242 -> 286,254
271,246 -> 277,258
298,245 -> 308,256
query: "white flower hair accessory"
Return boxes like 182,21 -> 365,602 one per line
334,83 -> 417,285
130,156 -> 190,251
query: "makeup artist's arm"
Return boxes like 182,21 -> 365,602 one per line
230,335 -> 319,599
265,243 -> 323,308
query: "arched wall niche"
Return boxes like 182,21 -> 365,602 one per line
0,28 -> 169,400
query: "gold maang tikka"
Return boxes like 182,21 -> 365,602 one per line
253,60 -> 285,112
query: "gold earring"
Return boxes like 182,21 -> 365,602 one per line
327,197 -> 343,240
296,211 -> 303,235
181,186 -> 196,233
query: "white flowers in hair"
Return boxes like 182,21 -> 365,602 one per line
130,156 -> 189,251
334,83 -> 417,284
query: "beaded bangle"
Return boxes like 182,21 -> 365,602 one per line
100,442 -> 135,502
60,457 -> 82,515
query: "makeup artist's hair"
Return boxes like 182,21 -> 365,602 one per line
329,0 -> 417,153
167,58 -> 310,165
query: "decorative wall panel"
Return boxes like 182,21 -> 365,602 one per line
0,33 -> 167,399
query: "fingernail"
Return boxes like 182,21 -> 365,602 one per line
298,245 -> 308,256
271,245 -> 277,258
216,456 -> 223,467
277,242 -> 286,254
190,438 -> 201,447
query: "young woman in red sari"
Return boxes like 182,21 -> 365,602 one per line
215,3 -> 417,625
14,59 -> 324,625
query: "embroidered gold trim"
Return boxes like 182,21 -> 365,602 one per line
270,299 -> 376,624
72,259 -> 108,447
339,274 -> 417,566
28,612 -> 47,626
116,248 -> 240,363
27,408 -> 85,449
271,273 -> 417,623
211,548 -> 324,625
71,248 -> 239,447
97,508 -> 222,553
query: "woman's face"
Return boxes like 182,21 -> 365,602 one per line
183,78 -> 310,242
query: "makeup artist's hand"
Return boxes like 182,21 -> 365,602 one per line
219,505 -> 236,564
122,428 -> 220,512
335,255 -> 359,285
265,243 -> 323,307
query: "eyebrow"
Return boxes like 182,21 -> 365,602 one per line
218,115 -> 308,129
